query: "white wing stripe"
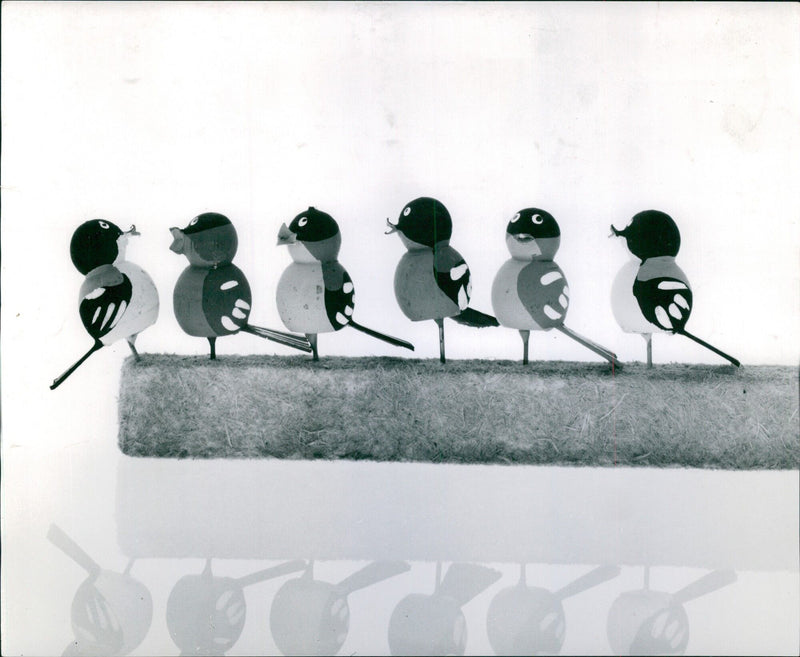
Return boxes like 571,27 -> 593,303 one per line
540,271 -> 564,285
658,281 -> 688,290
100,303 -> 116,329
655,306 -> 672,329
221,316 -> 238,331
112,301 -> 127,328
544,305 -> 562,320
450,264 -> 468,280
674,294 -> 690,309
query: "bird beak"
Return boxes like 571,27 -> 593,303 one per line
385,218 -> 398,235
125,224 -> 140,237
169,227 -> 185,254
513,233 -> 535,243
609,224 -> 624,238
276,223 -> 296,246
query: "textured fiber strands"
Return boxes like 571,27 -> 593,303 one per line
118,356 -> 798,470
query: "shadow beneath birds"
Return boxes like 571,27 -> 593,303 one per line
48,524 -> 152,657
166,558 -> 307,656
607,567 -> 737,656
388,562 -> 501,656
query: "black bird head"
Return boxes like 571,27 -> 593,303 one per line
70,219 -> 139,274
386,197 -> 453,249
611,210 -> 681,261
505,208 -> 561,261
170,212 -> 238,267
276,207 -> 342,263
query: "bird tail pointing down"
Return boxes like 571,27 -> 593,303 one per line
50,340 -> 104,390
677,328 -> 740,367
348,320 -> 415,351
452,307 -> 500,328
241,324 -> 314,354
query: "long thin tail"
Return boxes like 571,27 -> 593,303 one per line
241,324 -> 314,353
557,325 -> 622,370
678,328 -> 740,367
50,341 -> 104,390
349,320 -> 415,351
452,307 -> 500,328
47,524 -> 101,576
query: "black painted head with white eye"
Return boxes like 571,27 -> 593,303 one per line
70,219 -> 124,274
288,207 -> 340,242
395,197 -> 453,247
182,212 -> 232,235
506,208 -> 560,239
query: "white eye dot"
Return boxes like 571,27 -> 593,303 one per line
510,213 -> 521,223
189,217 -> 199,226
532,214 -> 544,224
298,217 -> 308,227
99,221 -> 110,229
403,207 -> 411,216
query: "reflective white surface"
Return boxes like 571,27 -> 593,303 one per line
4,412 -> 799,655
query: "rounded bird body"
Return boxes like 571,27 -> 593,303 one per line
85,260 -> 159,346
393,245 -> 469,322
276,260 -> 354,334
387,197 -> 496,362
492,208 -> 617,367
611,256 -> 692,334
278,207 -> 413,360
171,212 -> 311,358
611,209 -> 738,367
172,263 -> 252,337
51,219 -> 159,389
492,258 -> 569,330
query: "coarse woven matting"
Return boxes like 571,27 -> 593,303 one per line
118,355 -> 799,469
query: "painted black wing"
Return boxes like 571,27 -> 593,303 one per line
433,245 -> 471,310
633,277 -> 693,332
322,261 -> 355,331
79,275 -> 133,340
517,261 -> 569,329
202,265 -> 253,335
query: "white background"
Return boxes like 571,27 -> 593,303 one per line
2,2 -> 799,655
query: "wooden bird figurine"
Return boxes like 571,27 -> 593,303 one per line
611,210 -> 739,367
51,219 -> 159,390
276,206 -> 414,360
491,208 -> 619,368
386,197 -> 499,363
170,212 -> 312,359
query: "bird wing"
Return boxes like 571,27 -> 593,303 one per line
321,262 -> 355,330
202,265 -> 253,335
79,275 -> 133,340
433,245 -> 471,310
632,277 -> 693,332
517,261 -> 570,328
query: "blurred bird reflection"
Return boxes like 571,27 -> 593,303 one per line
387,562 -> 501,656
270,560 -> 410,656
606,567 -> 737,655
486,564 -> 620,655
48,524 -> 152,657
166,558 -> 306,655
